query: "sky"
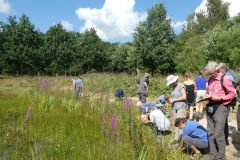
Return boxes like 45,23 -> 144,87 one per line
0,0 -> 240,42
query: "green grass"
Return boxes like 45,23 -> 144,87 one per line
0,74 -> 185,160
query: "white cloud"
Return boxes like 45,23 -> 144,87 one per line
196,0 -> 240,17
60,20 -> 74,31
172,20 -> 186,31
0,0 -> 11,14
75,0 -> 147,41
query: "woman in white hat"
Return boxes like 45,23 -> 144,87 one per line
167,75 -> 187,146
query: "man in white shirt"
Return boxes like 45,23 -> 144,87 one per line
148,107 -> 170,133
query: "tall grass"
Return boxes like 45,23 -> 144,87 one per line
0,74 -> 185,159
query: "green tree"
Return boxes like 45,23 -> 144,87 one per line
41,24 -> 76,75
111,43 -> 134,72
204,21 -> 240,69
176,35 -> 206,73
133,3 -> 176,74
175,0 -> 230,73
1,15 -> 43,75
75,28 -> 107,73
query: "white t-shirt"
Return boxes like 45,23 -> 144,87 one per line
149,109 -> 170,131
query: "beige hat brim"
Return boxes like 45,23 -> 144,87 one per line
167,76 -> 178,86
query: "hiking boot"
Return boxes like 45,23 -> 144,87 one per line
233,152 -> 240,158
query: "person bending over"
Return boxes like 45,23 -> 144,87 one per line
175,118 -> 208,156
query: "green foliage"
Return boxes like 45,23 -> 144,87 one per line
176,35 -> 206,73
175,0 -> 231,73
203,21 -> 240,68
0,1 -> 239,75
1,15 -> 43,75
133,3 -> 176,74
41,24 -> 76,75
75,28 -> 107,73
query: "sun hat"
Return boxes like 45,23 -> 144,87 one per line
144,73 -> 150,78
166,75 -> 178,86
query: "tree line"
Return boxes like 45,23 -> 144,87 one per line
0,0 -> 240,76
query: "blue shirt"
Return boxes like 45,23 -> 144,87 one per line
182,120 -> 208,142
157,95 -> 168,104
195,77 -> 208,90
141,102 -> 157,113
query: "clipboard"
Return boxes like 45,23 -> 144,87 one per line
196,96 -> 211,103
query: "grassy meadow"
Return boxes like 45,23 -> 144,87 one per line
0,74 -> 186,160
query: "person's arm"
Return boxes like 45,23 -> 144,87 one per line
136,80 -> 140,87
144,82 -> 148,91
170,87 -> 187,103
193,81 -> 197,94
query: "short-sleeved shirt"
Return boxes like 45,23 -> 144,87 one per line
138,77 -> 149,94
158,95 -> 168,104
182,120 -> 208,142
172,83 -> 187,110
194,77 -> 208,91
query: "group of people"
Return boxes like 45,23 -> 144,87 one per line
137,61 -> 240,159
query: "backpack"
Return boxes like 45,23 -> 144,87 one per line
228,70 -> 240,87
220,74 -> 237,107
115,89 -> 124,98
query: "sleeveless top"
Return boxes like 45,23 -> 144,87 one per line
185,84 -> 195,104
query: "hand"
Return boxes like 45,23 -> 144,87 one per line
169,99 -> 175,104
211,96 -> 222,102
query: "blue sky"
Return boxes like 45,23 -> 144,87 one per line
0,0 -> 239,42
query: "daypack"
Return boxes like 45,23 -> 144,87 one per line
228,70 -> 240,87
115,89 -> 124,98
220,74 -> 237,107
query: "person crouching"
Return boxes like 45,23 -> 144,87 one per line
175,118 -> 209,157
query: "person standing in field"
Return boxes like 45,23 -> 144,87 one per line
167,75 -> 187,146
72,77 -> 83,100
205,61 -> 236,160
194,69 -> 208,119
183,71 -> 196,120
137,73 -> 150,103
217,62 -> 239,145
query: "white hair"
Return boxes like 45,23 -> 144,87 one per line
205,61 -> 219,73
217,62 -> 228,70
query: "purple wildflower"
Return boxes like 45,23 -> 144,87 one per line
111,114 -> 117,134
23,107 -> 32,130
